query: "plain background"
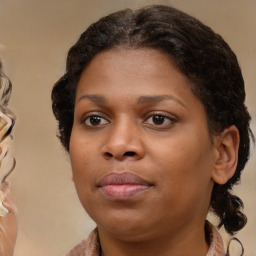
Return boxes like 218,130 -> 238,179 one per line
0,0 -> 255,255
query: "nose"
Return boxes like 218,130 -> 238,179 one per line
101,118 -> 145,161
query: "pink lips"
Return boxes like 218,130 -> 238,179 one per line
98,172 -> 152,200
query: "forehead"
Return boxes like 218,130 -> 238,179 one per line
76,48 -> 193,98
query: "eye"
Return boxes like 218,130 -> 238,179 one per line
84,115 -> 109,127
144,114 -> 176,127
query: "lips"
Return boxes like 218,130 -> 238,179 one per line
98,172 -> 152,200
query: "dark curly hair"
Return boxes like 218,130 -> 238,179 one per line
52,5 -> 254,236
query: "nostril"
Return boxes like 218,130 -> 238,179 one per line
124,151 -> 136,157
103,151 -> 137,159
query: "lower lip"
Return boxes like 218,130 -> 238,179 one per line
99,184 -> 150,200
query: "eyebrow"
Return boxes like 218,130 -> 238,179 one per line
77,95 -> 107,104
137,95 -> 187,109
77,94 -> 187,109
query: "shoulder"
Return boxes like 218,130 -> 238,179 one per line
206,221 -> 225,256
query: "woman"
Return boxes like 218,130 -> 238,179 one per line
0,59 -> 17,256
52,5 -> 253,256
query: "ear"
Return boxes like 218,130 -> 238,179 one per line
211,125 -> 240,185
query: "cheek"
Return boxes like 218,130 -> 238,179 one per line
155,147 -> 213,222
69,143 -> 95,211
153,132 -> 214,191
69,134 -> 94,187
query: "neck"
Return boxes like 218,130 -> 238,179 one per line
98,222 -> 209,256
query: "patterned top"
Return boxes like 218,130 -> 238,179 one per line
66,221 -> 225,256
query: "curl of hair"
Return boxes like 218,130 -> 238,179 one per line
211,185 -> 247,235
0,60 -> 12,107
52,5 -> 254,235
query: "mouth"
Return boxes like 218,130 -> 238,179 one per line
97,172 -> 153,200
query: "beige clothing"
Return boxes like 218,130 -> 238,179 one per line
66,221 -> 225,256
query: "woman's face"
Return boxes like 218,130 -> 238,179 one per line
70,48 -> 218,241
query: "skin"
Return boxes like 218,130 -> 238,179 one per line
69,48 -> 236,256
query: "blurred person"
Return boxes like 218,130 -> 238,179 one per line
0,59 -> 17,256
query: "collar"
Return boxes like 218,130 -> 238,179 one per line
66,221 -> 225,256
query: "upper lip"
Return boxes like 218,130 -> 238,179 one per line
97,172 -> 152,187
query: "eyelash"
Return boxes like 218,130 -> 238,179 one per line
81,112 -> 177,129
82,113 -> 110,127
144,113 -> 177,127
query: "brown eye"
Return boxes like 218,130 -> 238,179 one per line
152,115 -> 165,125
144,114 -> 176,127
84,115 -> 109,127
